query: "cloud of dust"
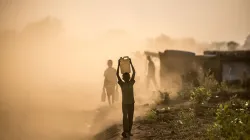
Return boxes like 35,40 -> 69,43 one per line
143,34 -> 208,97
0,16 -> 154,140
145,34 -> 210,55
143,33 -> 250,97
1,16 -> 248,140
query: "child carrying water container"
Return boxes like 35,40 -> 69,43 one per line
116,57 -> 136,138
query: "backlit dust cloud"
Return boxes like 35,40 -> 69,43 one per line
0,0 -> 249,140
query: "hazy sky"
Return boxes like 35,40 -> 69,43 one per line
0,0 -> 249,42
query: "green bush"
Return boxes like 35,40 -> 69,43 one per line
190,86 -> 212,105
207,98 -> 250,140
179,69 -> 244,101
179,69 -> 219,100
200,70 -> 220,93
218,81 -> 230,93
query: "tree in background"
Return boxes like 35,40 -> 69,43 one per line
227,41 -> 239,51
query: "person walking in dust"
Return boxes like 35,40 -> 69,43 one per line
116,57 -> 136,138
103,60 -> 118,106
146,56 -> 158,89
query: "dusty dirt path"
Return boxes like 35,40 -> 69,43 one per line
90,104 -> 151,140
92,100 -> 208,140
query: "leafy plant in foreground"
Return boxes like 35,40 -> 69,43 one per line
190,86 -> 212,105
200,69 -> 220,93
207,98 -> 250,140
179,69 -> 219,100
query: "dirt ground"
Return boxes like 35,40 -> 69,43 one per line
93,100 -> 215,140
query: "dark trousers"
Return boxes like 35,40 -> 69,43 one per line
122,103 -> 134,133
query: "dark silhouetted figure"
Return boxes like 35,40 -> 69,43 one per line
103,60 -> 118,106
146,56 -> 157,89
117,57 -> 136,138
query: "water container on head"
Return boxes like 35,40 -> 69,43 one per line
120,56 -> 131,74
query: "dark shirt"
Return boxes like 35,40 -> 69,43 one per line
118,79 -> 135,104
148,61 -> 155,77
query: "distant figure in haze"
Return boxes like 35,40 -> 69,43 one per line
146,56 -> 157,89
116,57 -> 136,138
103,60 -> 118,106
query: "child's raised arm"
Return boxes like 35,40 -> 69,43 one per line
130,58 -> 136,81
116,58 -> 122,82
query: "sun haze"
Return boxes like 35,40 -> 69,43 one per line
0,0 -> 249,140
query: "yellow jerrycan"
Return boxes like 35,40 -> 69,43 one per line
120,56 -> 131,74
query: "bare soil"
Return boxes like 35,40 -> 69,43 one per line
93,100 -> 215,140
